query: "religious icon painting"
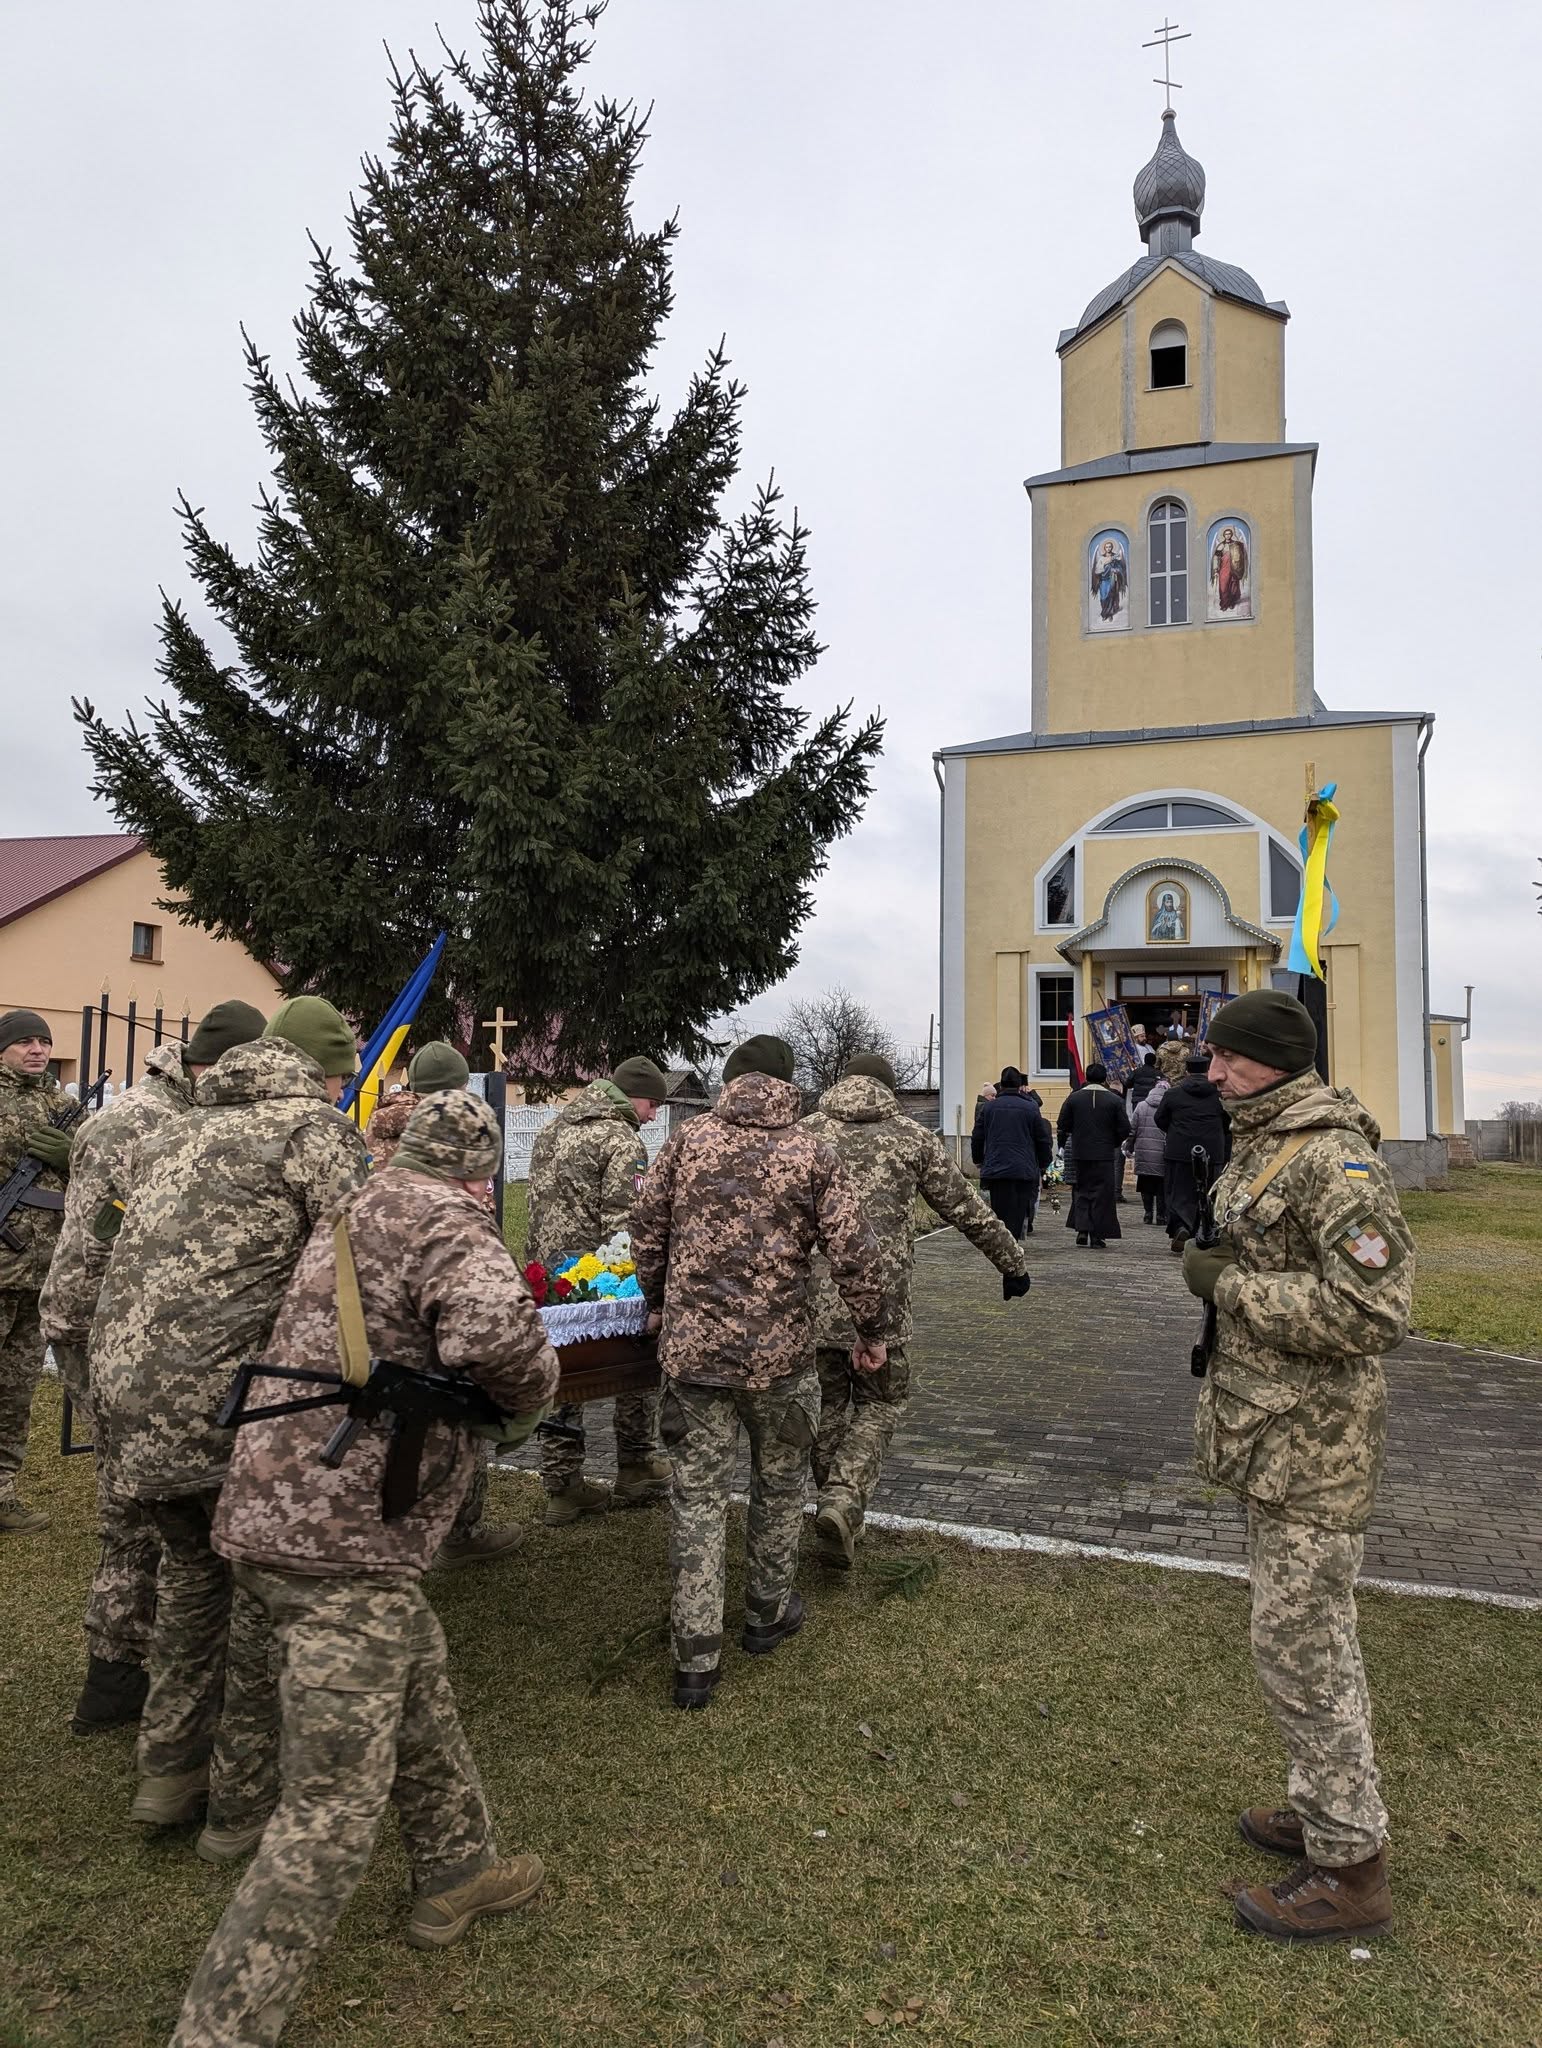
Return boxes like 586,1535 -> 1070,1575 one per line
1147,879 -> 1188,944
1205,516 -> 1252,620
1087,528 -> 1131,633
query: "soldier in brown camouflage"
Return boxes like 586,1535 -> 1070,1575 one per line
39,1002 -> 266,1733
90,1000 -> 368,1842
170,1091 -> 560,2046
526,1055 -> 672,1522
1181,989 -> 1414,1943
0,1009 -> 71,1536
802,1054 -> 1031,1567
631,1036 -> 885,1709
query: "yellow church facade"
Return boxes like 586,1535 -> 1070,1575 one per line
937,111 -> 1448,1148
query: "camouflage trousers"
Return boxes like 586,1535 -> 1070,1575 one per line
664,1371 -> 817,1674
540,1388 -> 661,1491
172,1566 -> 497,2048
53,1340 -> 160,1665
447,1440 -> 489,1541
812,1345 -> 910,1529
1248,1505 -> 1388,1865
0,1288 -> 44,1499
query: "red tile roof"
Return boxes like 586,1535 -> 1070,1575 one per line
0,835 -> 145,931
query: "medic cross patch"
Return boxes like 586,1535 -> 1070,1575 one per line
1335,1212 -> 1403,1277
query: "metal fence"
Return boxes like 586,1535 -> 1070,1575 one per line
71,998 -> 189,1094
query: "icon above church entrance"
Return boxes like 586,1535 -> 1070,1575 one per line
1206,516 -> 1252,620
1087,528 -> 1130,633
1147,880 -> 1189,942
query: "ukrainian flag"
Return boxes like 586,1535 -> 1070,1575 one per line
1288,784 -> 1339,982
339,933 -> 448,1126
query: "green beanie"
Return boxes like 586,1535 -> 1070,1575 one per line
263,996 -> 358,1078
407,1041 -> 470,1095
1206,990 -> 1318,1074
186,1000 -> 267,1067
392,1090 -> 502,1182
610,1055 -> 670,1103
0,1009 -> 51,1054
844,1052 -> 897,1092
721,1034 -> 796,1086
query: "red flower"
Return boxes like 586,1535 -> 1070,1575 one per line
523,1262 -> 548,1305
554,1276 -> 574,1300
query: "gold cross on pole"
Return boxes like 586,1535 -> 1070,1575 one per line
481,1006 -> 519,1063
1143,18 -> 1192,114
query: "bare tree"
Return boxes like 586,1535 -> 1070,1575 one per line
1498,1100 -> 1542,1121
780,986 -> 926,1095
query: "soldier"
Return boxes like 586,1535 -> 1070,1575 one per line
366,1041 -> 522,1567
1181,989 -> 1413,1942
170,1091 -> 560,2047
527,1055 -> 673,1524
0,1008 -> 72,1535
39,999 -> 266,1733
802,1053 -> 1032,1568
90,996 -> 367,1846
631,1035 -> 885,1709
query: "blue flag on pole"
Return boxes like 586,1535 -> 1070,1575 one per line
338,933 -> 448,1121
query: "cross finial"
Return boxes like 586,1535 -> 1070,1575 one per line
1143,18 -> 1192,115
481,1005 -> 519,1063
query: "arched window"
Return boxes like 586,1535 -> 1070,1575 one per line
1148,498 -> 1189,626
1150,319 -> 1187,389
1269,840 -> 1302,918
1044,848 -> 1076,925
1097,799 -> 1243,832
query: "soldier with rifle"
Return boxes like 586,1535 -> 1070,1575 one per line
0,1010 -> 79,1534
171,1090 -> 560,2048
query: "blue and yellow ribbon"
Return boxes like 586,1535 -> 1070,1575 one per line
1287,783 -> 1339,980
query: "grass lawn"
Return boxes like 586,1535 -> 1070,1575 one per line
3,1387 -> 1538,2048
1402,1164 -> 1542,1356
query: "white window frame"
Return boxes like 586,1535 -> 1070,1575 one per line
1030,965 -> 1077,1080
1147,496 -> 1191,628
1149,319 -> 1188,390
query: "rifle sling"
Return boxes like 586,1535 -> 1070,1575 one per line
1231,1132 -> 1314,1220
333,1216 -> 372,1390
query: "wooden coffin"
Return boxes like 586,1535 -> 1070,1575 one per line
554,1332 -> 661,1407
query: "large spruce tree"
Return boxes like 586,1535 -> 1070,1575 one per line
79,0 -> 882,1075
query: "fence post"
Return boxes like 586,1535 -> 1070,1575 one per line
153,996 -> 164,1048
78,1005 -> 93,1092
180,1006 -> 190,1045
125,999 -> 138,1086
485,1072 -> 508,1238
98,989 -> 110,1078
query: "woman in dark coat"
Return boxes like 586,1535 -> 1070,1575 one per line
1153,1055 -> 1229,1250
1054,1062 -> 1131,1248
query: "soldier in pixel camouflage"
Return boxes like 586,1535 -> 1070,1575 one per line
0,1009 -> 71,1536
170,1090 -> 560,2047
527,1054 -> 672,1523
39,999 -> 265,1734
90,997 -> 368,1847
1181,988 -> 1414,1943
631,1035 -> 886,1709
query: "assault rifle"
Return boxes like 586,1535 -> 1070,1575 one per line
1190,1143 -> 1219,1378
0,1071 -> 110,1253
218,1356 -> 513,1520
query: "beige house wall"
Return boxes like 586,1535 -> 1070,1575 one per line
0,850 -> 282,1084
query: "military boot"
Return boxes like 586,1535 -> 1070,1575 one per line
434,1523 -> 528,1567
71,1655 -> 149,1735
0,1497 -> 49,1535
129,1766 -> 209,1828
405,1854 -> 545,1950
672,1667 -> 721,1711
613,1455 -> 672,1507
741,1591 -> 805,1656
543,1476 -> 611,1527
1238,1806 -> 1306,1858
1234,1848 -> 1393,1943
813,1502 -> 856,1570
195,1817 -> 270,1865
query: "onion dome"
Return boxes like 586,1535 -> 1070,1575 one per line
1133,109 -> 1205,255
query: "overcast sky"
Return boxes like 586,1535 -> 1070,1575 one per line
4,1 -> 1539,1112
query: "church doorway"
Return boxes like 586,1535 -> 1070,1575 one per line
1115,968 -> 1227,1042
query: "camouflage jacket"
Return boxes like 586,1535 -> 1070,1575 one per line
214,1171 -> 560,1577
1195,1070 -> 1414,1532
527,1080 -> 645,1266
1155,1038 -> 1190,1084
803,1074 -> 1027,1347
363,1089 -> 419,1167
0,1062 -> 69,1292
631,1073 -> 884,1390
90,1038 -> 369,1501
39,1044 -> 195,1344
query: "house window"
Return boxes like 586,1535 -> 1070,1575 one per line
1269,840 -> 1303,919
1035,973 -> 1074,1074
131,922 -> 160,962
1044,849 -> 1076,926
1148,499 -> 1189,626
1149,320 -> 1187,388
1098,798 -> 1241,832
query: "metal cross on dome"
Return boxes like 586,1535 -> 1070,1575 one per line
1144,18 -> 1192,115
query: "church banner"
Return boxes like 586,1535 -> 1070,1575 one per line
1197,989 -> 1234,1045
1084,1004 -> 1141,1088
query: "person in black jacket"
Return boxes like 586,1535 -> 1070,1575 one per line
1054,1063 -> 1131,1248
1126,1052 -> 1161,1108
970,1068 -> 1052,1239
1153,1054 -> 1229,1251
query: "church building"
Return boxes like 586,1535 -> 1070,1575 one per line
936,109 -> 1462,1149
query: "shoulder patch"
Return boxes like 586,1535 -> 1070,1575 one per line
1341,1160 -> 1372,1182
1334,1212 -> 1404,1277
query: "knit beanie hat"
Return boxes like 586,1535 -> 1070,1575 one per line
844,1053 -> 897,1092
407,1041 -> 471,1095
721,1035 -> 796,1085
0,1009 -> 51,1053
263,996 -> 358,1078
186,1000 -> 267,1066
1205,990 -> 1318,1074
392,1090 -> 502,1182
610,1055 -> 670,1103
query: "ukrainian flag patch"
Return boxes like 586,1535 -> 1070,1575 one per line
1342,1161 -> 1371,1182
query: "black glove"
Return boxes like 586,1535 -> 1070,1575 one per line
1002,1270 -> 1032,1301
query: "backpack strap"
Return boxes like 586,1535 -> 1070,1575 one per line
1229,1130 -> 1314,1220
333,1215 -> 371,1389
